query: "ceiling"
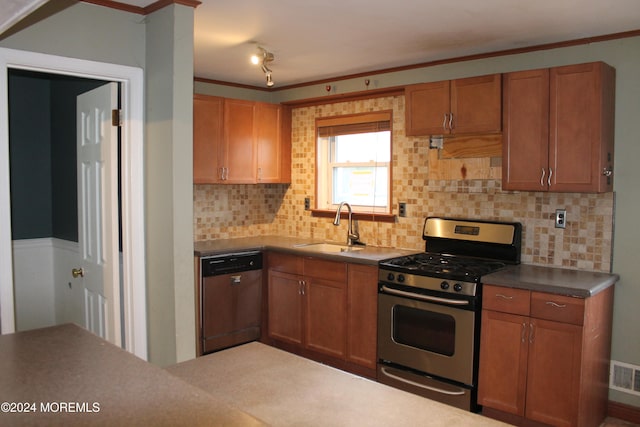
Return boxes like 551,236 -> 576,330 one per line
3,0 -> 640,88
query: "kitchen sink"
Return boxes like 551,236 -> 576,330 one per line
294,243 -> 365,253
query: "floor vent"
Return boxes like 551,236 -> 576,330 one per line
610,360 -> 640,396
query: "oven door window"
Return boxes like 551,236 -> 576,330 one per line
392,305 -> 455,356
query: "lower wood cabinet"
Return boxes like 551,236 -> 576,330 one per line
478,284 -> 614,427
266,252 -> 378,377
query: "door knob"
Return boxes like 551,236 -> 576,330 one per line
72,268 -> 84,278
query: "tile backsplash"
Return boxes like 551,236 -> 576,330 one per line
194,95 -> 615,273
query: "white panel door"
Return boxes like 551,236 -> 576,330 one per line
76,83 -> 120,345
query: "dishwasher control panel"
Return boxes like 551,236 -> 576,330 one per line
201,251 -> 263,277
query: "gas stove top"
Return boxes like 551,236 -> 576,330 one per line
379,252 -> 507,283
378,218 -> 522,298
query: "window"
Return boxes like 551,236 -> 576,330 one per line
316,111 -> 392,215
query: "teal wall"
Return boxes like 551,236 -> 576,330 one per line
9,70 -> 104,242
8,72 -> 51,239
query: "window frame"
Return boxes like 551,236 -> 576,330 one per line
313,111 -> 395,222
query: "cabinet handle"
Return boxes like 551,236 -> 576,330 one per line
545,301 -> 567,308
448,112 -> 454,130
540,168 -> 545,187
602,166 -> 613,177
521,322 -> 527,343
442,113 -> 448,131
547,167 -> 553,187
495,293 -> 513,300
529,322 -> 535,343
257,167 -> 262,181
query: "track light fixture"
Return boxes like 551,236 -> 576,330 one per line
251,47 -> 275,87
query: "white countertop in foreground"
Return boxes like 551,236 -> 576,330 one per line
167,341 -> 509,427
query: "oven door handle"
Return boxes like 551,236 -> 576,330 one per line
379,367 -> 467,396
381,285 -> 470,306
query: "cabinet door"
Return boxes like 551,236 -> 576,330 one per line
346,264 -> 378,369
223,98 -> 256,183
525,318 -> 582,426
550,62 -> 615,192
502,69 -> 550,191
405,80 -> 450,136
267,270 -> 303,345
478,310 -> 529,416
305,276 -> 347,359
451,74 -> 502,134
193,95 -> 223,183
255,102 -> 282,183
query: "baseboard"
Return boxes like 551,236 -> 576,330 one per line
609,401 -> 640,423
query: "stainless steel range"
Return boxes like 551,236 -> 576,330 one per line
377,217 -> 522,411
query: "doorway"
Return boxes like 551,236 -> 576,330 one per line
9,69 -> 109,334
0,47 -> 147,360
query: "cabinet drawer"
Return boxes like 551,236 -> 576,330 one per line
304,257 -> 347,282
483,285 -> 530,315
267,252 -> 303,275
530,292 -> 584,325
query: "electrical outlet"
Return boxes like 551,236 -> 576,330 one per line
398,202 -> 407,217
555,209 -> 567,229
304,197 -> 310,210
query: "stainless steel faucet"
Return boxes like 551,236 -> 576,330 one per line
333,202 -> 362,246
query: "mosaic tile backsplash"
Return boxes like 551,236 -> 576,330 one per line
194,95 -> 615,273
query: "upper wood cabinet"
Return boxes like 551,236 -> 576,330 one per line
193,95 -> 291,184
256,102 -> 291,183
405,73 -> 502,136
502,62 -> 615,192
193,94 -> 223,184
223,98 -> 256,183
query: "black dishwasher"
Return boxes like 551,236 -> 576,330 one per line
200,251 -> 263,354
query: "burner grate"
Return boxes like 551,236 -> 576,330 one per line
381,253 -> 506,281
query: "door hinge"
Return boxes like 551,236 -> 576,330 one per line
111,109 -> 122,127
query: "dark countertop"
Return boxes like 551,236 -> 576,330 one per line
483,263 -> 619,298
194,235 -> 419,265
0,324 -> 265,426
195,237 -> 619,297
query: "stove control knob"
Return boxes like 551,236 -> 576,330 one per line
453,283 -> 463,292
397,274 -> 405,283
387,273 -> 395,281
440,281 -> 450,290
